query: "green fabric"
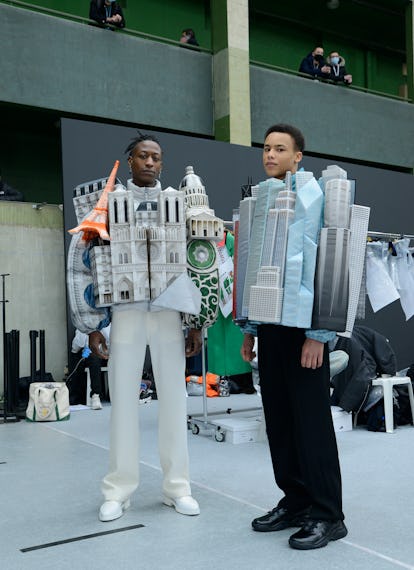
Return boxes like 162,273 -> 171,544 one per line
225,231 -> 235,256
207,232 -> 252,376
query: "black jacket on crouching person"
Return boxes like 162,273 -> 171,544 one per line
0,179 -> 24,201
330,325 -> 397,413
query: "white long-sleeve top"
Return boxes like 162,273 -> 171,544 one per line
71,325 -> 111,353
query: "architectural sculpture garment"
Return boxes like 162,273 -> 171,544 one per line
233,166 -> 370,337
67,164 -> 224,332
207,231 -> 253,378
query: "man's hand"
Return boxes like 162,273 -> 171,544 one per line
89,331 -> 109,359
107,14 -> 121,23
301,338 -> 324,369
185,329 -> 202,357
321,65 -> 331,74
241,333 -> 256,362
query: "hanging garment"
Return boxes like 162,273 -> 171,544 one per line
386,241 -> 401,291
366,242 -> 400,312
217,236 -> 234,318
208,233 -> 252,377
395,239 -> 414,321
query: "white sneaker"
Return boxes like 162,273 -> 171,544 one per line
91,394 -> 102,410
99,499 -> 130,522
139,392 -> 152,405
163,495 -> 200,516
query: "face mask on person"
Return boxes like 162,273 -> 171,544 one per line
330,56 -> 340,65
314,54 -> 324,62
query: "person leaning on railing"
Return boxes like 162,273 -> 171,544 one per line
298,46 -> 331,79
325,51 -> 353,85
89,0 -> 125,30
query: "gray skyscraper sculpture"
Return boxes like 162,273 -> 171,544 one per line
233,165 -> 370,335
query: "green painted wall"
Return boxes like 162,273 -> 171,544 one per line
210,0 -> 228,53
11,0 -> 407,96
249,15 -> 316,71
249,18 -> 404,97
250,0 -> 406,53
127,0 -> 211,49
21,0 -> 212,49
373,53 -> 406,95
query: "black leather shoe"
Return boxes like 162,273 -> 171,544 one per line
252,506 -> 309,532
289,520 -> 348,550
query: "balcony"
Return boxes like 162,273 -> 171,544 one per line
2,2 -> 414,170
1,3 -> 213,136
250,64 -> 414,170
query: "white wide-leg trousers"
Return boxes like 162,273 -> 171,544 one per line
101,308 -> 191,502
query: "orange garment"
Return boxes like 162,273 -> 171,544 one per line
186,373 -> 220,397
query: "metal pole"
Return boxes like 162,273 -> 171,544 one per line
29,330 -> 38,381
367,230 -> 414,240
1,274 -> 10,422
39,330 -> 45,380
11,330 -> 20,412
201,327 -> 208,424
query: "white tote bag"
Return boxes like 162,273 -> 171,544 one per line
26,382 -> 70,422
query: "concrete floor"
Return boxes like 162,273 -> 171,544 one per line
1,393 -> 414,570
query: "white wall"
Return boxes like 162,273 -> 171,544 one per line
0,202 -> 67,395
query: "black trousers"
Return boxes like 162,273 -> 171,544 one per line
68,352 -> 106,404
258,324 -> 344,521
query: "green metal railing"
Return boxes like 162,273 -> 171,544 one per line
1,0 -> 212,53
250,59 -> 412,104
3,0 -> 411,103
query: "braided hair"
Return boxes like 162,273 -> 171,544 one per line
124,131 -> 161,157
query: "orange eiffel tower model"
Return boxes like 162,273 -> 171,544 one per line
69,160 -> 120,242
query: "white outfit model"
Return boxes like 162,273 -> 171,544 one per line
101,308 -> 191,504
68,138 -> 221,522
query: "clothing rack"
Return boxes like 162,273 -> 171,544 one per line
187,226 -> 414,442
367,230 -> 414,241
226,225 -> 414,242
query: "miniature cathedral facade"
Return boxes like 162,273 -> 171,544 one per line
90,186 -> 188,307
89,166 -> 224,309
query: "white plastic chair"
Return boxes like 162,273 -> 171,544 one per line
371,375 -> 414,434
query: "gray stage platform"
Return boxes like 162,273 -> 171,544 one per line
1,393 -> 413,570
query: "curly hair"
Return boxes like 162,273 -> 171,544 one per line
264,124 -> 305,153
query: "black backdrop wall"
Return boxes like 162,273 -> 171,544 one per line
61,118 -> 414,368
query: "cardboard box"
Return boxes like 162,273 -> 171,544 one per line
210,416 -> 264,444
331,406 -> 353,432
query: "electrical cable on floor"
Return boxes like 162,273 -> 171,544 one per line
65,347 -> 91,385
